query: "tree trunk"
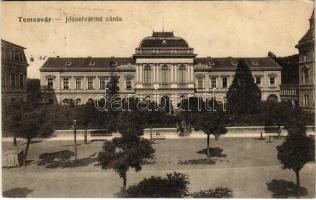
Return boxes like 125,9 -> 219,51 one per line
84,128 -> 88,144
207,134 -> 210,159
13,136 -> 17,146
150,125 -> 152,140
24,137 -> 31,166
122,171 -> 127,189
295,170 -> 300,197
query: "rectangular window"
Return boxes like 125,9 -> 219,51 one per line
75,78 -> 81,90
63,78 -> 69,90
304,95 -> 309,107
19,74 -> 24,89
211,78 -> 216,88
88,77 -> 94,90
255,77 -> 261,85
10,73 -> 15,89
126,79 -> 132,90
15,52 -> 21,62
47,78 -> 53,90
222,77 -> 227,88
197,79 -> 203,89
100,77 -> 106,89
270,77 -> 275,86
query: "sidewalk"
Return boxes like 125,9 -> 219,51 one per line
2,131 -> 315,142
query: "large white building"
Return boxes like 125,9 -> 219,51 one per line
40,31 -> 282,105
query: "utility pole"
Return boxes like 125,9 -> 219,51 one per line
73,120 -> 77,161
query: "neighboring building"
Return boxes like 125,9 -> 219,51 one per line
1,40 -> 28,104
269,53 -> 299,105
40,31 -> 282,106
296,10 -> 315,112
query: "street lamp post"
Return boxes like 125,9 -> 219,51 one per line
73,120 -> 78,161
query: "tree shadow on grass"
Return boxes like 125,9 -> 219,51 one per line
266,179 -> 308,198
197,147 -> 227,158
179,147 -> 226,165
38,150 -> 97,168
3,187 -> 33,197
178,159 -> 216,165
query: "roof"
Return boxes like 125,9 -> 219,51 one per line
139,31 -> 189,48
297,10 -> 314,46
40,56 -> 281,72
40,57 -> 134,72
298,29 -> 314,45
1,39 -> 26,49
194,57 -> 282,71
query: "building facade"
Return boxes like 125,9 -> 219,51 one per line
296,11 -> 315,112
1,40 -> 28,104
40,31 -> 282,106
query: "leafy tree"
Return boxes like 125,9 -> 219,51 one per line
190,99 -> 227,159
125,172 -> 189,197
75,101 -> 97,144
97,98 -> 155,189
4,99 -> 25,144
17,105 -> 53,165
105,75 -> 120,132
226,59 -> 261,116
276,108 -> 315,196
177,97 -> 227,158
27,78 -> 42,106
264,101 -> 292,137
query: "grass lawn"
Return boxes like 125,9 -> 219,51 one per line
2,137 -> 315,198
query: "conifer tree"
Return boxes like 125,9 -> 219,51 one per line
226,59 -> 261,115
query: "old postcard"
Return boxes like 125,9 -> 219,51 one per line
1,1 -> 315,198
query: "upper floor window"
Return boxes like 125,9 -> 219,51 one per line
255,77 -> 261,86
222,77 -> 227,88
100,77 -> 106,89
179,65 -> 186,84
162,65 -> 169,84
19,74 -> 24,89
302,68 -> 309,84
15,51 -> 21,62
269,77 -> 275,87
65,61 -> 72,66
197,79 -> 203,89
47,78 -> 54,90
211,77 -> 217,88
75,78 -> 82,90
126,79 -> 132,90
10,73 -> 15,89
144,65 -> 151,84
63,78 -> 69,90
88,77 -> 94,89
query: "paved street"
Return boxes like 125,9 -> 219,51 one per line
2,138 -> 315,198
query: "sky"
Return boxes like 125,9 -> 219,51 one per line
1,1 -> 314,78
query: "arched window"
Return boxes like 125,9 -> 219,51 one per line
267,94 -> 278,103
144,65 -> 151,84
162,65 -> 169,84
75,98 -> 81,105
179,65 -> 186,84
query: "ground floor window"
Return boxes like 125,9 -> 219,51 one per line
267,94 -> 278,103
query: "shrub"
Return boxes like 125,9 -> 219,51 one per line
191,187 -> 233,198
125,172 -> 189,198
